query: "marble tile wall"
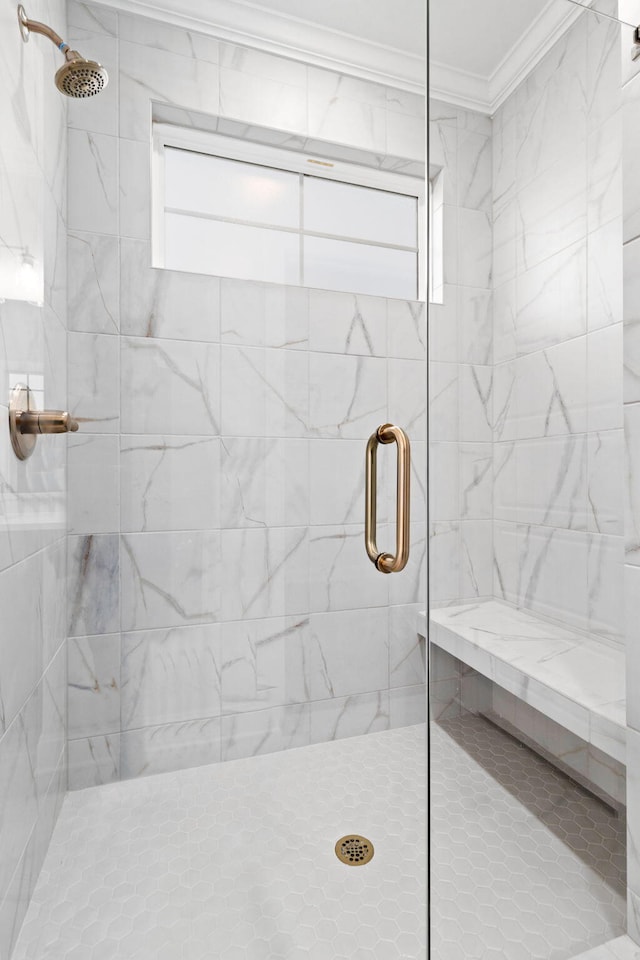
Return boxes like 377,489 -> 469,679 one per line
64,0 -> 427,787
428,100 -> 494,607
491,8 -> 624,641
0,0 -> 68,955
621,0 -> 640,940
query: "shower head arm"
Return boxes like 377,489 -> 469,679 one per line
17,7 -> 68,53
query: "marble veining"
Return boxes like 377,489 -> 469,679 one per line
424,600 -> 626,763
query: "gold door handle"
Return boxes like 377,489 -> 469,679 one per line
365,423 -> 410,574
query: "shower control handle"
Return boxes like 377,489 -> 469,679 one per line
16,409 -> 79,435
9,383 -> 80,461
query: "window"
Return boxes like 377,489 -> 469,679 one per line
153,126 -> 424,301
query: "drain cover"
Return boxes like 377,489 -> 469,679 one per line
335,835 -> 374,865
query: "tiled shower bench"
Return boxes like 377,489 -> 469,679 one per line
417,600 -> 626,767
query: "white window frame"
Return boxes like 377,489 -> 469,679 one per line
152,123 -> 426,301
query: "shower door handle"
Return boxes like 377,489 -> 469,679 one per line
365,424 -> 410,574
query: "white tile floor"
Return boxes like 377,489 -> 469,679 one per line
13,726 -> 426,960
431,715 -> 627,960
13,715 -> 628,960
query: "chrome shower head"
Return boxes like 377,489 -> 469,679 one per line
17,4 -> 108,99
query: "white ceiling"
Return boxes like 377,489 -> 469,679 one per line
241,0 -> 426,58
430,0 -> 549,77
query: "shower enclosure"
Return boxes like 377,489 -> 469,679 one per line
0,0 -> 428,956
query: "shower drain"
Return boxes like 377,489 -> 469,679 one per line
335,835 -> 375,865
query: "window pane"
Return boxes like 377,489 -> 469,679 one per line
165,147 -> 300,228
165,213 -> 300,285
304,236 -> 417,299
304,177 -> 417,247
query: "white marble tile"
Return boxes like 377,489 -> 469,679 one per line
68,231 -> 119,334
221,68 -> 307,135
308,439 -> 375,526
121,337 -> 220,436
120,435 -> 219,532
626,563 -> 640,731
588,324 -> 623,432
457,287 -> 492,365
516,150 -> 587,274
517,435 -> 588,531
121,531 -> 220,631
121,624 -> 221,729
221,345 -> 308,438
389,685 -> 426,728
429,442 -> 459,522
624,78 -> 640,243
67,734 -> 120,789
219,43 -> 304,84
429,521 -> 460,604
389,604 -> 425,688
119,41 -> 220,142
386,111 -> 424,162
0,553 -> 46,735
120,718 -> 221,780
588,219 -> 623,332
67,535 -> 120,638
459,442 -> 492,520
306,608 -> 389,699
220,437 -> 308,529
456,130 -> 491,212
459,520 -> 493,600
67,30 -> 118,137
67,634 -> 120,739
308,691 -> 389,744
308,289 -> 387,357
309,353 -> 385,439
68,332 -> 120,433
458,364 -> 492,442
120,13 -> 220,61
625,403 -> 640,566
221,279 -> 307,350
492,360 -> 518,442
387,299 -> 426,361
68,435 -> 119,535
492,198 -> 517,288
220,527 -> 308,621
67,130 -> 118,235
220,616 -> 309,714
493,521 -> 519,604
308,524 -> 389,613
516,241 -> 587,355
515,337 -> 588,439
119,138 -> 150,241
515,22 -> 587,186
492,108 -> 516,212
587,430 -> 625,535
625,238 -> 640,404
221,704 -> 308,761
589,111 -> 623,234
307,70 -> 386,152
428,288 -> 458,364
67,1 -> 117,35
121,239 -> 220,342
388,358 -> 428,441
0,710 -> 39,905
517,525 -> 589,631
588,533 -> 625,644
456,208 -> 492,289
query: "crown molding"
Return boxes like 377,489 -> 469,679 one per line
431,0 -> 589,115
95,0 -> 426,93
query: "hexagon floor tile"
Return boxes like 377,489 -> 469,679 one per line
13,725 -> 426,960
431,715 -> 626,960
12,716 -> 627,960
